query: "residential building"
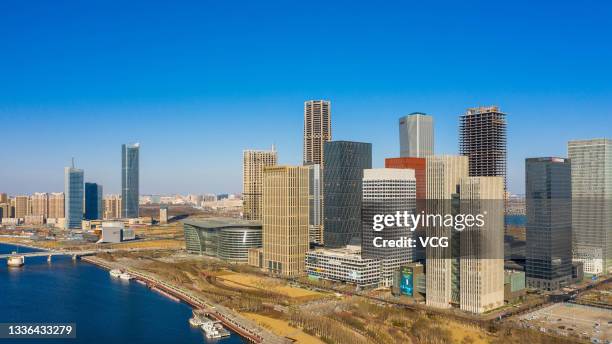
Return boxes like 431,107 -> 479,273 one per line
324,141 -> 372,248
159,205 -> 168,224
568,138 -> 612,274
525,157 -> 573,290
242,147 -> 277,220
103,195 -> 122,219
304,100 -> 331,165
31,192 -> 49,218
48,192 -> 65,219
121,143 -> 140,218
399,113 -> 434,158
262,166 -> 309,276
14,195 -> 30,219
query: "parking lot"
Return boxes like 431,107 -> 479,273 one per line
520,303 -> 611,342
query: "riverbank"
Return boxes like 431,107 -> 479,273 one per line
82,256 -> 290,344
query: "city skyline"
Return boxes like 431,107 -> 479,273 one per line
1,1 -> 611,195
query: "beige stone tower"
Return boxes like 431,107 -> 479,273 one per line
243,147 -> 277,220
304,100 -> 331,166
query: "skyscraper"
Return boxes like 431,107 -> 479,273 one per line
64,165 -> 84,229
122,143 -> 140,218
262,165 -> 309,277
399,113 -> 434,158
459,106 -> 507,189
385,157 -> 427,200
243,147 -> 277,220
323,141 -> 372,248
362,168 -> 416,286
425,155 -> 468,310
85,182 -> 103,220
48,192 -> 65,219
568,139 -> 612,274
0,193 -> 8,204
459,176 -> 505,313
303,100 -> 331,166
307,164 -> 324,245
525,157 -> 573,290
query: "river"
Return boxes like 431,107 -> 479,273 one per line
0,243 -> 246,344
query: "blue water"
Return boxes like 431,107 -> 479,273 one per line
0,243 -> 246,344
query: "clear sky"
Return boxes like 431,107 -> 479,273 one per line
1,1 -> 611,195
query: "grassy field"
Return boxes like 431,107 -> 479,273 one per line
242,313 -> 325,344
218,271 -> 325,300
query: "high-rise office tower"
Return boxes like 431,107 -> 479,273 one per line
31,193 -> 49,218
362,168 -> 416,286
304,100 -> 331,166
525,157 -> 573,290
122,143 -> 140,218
323,141 -> 372,248
459,176 -> 505,313
48,192 -> 65,219
399,113 -> 434,158
568,139 -> 612,274
307,164 -> 324,245
64,165 -> 84,229
385,157 -> 427,199
103,195 -> 122,219
14,195 -> 31,219
243,147 -> 277,220
425,155 -> 468,310
459,106 -> 507,189
84,183 -> 103,220
262,166 -> 309,277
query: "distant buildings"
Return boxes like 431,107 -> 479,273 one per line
459,106 -> 507,189
242,147 -> 277,220
304,100 -> 331,166
362,168 -> 416,286
14,195 -> 30,219
183,218 -> 262,262
121,143 -> 140,219
64,165 -> 84,229
399,113 -> 434,158
85,182 -> 103,220
525,157 -> 573,290
307,164 -> 324,245
568,138 -> 612,274
323,141 -> 372,248
262,166 -> 309,276
48,192 -> 65,219
103,195 -> 122,220
159,205 -> 168,224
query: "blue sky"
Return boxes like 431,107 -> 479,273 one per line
1,1 -> 611,195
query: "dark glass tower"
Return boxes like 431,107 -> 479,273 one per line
84,182 -> 103,220
323,141 -> 372,248
525,157 -> 573,291
122,143 -> 140,218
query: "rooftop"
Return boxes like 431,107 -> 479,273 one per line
182,217 -> 261,229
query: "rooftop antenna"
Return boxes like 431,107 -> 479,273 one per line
71,157 -> 75,168
271,143 -> 276,152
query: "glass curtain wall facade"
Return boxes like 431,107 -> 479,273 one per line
122,143 -> 140,218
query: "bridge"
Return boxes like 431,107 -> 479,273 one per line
0,250 -> 97,259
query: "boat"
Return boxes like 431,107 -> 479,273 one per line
7,252 -> 25,267
109,269 -> 122,277
189,317 -> 204,327
119,273 -> 132,280
200,319 -> 230,339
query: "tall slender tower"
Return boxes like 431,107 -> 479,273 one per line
304,100 -> 331,166
262,165 -> 309,277
568,139 -> 612,274
122,143 -> 140,218
323,141 -> 372,248
85,182 -> 103,220
525,157 -> 573,290
243,147 -> 277,220
65,162 -> 84,229
459,106 -> 507,190
459,176 -> 505,313
425,155 -> 468,310
399,113 -> 434,158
